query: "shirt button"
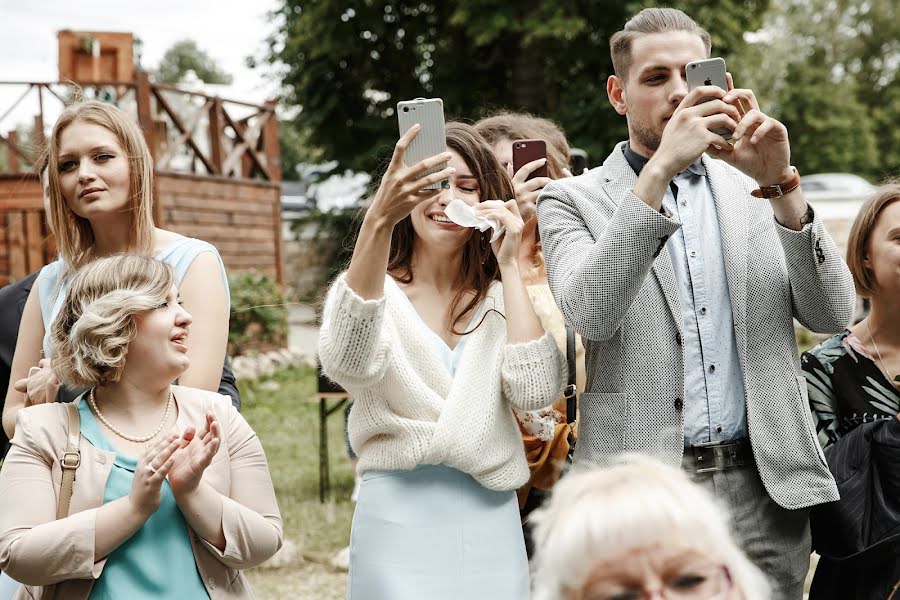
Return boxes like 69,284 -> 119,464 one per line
680,200 -> 687,207
709,364 -> 716,373
700,307 -> 707,315
674,398 -> 684,410
689,250 -> 697,258
716,425 -> 723,433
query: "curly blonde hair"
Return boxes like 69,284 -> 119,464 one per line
51,255 -> 174,388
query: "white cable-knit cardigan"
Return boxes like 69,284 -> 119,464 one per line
318,273 -> 566,491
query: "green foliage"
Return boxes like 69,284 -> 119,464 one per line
259,0 -> 768,174
735,0 -> 900,180
228,270 -> 288,355
157,39 -> 234,85
291,207 -> 362,302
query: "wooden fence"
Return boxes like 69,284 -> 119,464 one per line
0,73 -> 283,286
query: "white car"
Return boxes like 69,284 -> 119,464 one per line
800,173 -> 875,256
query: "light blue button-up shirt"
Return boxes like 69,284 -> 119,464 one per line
662,162 -> 749,446
622,145 -> 749,446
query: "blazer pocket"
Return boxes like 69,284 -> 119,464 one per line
574,393 -> 627,463
797,376 -> 828,467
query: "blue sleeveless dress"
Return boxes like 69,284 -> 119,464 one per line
36,236 -> 230,358
347,292 -> 529,600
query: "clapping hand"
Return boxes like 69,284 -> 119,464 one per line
129,432 -> 183,517
167,412 -> 221,498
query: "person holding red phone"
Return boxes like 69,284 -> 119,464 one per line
475,113 -> 585,554
536,7 -> 855,599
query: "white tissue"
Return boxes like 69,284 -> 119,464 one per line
444,199 -> 507,243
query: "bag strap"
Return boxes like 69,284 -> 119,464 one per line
564,325 -> 577,424
58,402 -> 81,520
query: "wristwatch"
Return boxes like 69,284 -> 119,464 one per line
751,166 -> 801,199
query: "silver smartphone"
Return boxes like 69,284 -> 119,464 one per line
397,97 -> 448,190
686,57 -> 732,140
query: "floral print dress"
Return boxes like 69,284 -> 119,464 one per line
801,329 -> 900,448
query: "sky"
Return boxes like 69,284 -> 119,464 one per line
0,0 -> 282,129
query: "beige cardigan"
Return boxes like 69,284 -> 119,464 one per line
0,386 -> 282,599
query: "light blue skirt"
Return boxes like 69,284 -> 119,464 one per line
348,464 -> 529,600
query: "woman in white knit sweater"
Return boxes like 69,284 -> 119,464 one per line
319,122 -> 565,599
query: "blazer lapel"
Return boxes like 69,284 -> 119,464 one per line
601,145 -> 683,332
704,156 -> 749,359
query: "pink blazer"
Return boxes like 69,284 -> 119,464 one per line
0,386 -> 283,599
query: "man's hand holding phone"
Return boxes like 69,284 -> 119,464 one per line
707,73 -> 794,188
649,85 -> 739,178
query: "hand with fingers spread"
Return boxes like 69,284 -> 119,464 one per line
167,412 -> 221,498
129,431 -> 184,518
473,200 -> 526,268
507,159 -> 552,224
652,85 -> 739,178
365,124 -> 457,231
706,73 -> 794,187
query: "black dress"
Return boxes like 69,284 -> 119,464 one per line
802,330 -> 900,600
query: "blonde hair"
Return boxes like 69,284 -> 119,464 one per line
51,255 -> 174,388
530,457 -> 770,600
610,8 -> 711,80
846,183 -> 900,298
47,100 -> 155,273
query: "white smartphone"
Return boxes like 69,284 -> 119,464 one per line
397,97 -> 448,190
686,57 -> 732,140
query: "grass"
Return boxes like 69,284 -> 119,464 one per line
238,365 -> 354,599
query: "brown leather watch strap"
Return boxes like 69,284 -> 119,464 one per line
751,167 -> 801,199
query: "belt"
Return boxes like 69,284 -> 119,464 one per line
682,439 -> 754,474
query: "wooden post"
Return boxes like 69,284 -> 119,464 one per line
263,101 -> 285,286
7,131 -> 19,173
33,115 -> 45,163
208,99 -> 223,176
135,70 -> 162,226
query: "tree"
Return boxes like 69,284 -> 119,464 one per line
734,0 -> 899,179
157,40 -> 233,85
258,0 -> 768,174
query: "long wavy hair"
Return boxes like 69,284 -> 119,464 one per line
386,122 -> 515,334
47,100 -> 155,275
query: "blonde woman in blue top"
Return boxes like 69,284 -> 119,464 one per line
3,100 -> 231,440
0,255 -> 281,599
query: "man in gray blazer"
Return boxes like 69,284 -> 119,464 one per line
537,8 -> 855,598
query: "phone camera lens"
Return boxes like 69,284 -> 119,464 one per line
690,64 -> 696,69
402,107 -> 409,112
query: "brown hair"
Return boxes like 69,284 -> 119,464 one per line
610,8 -> 711,80
846,183 -> 900,298
386,122 -> 515,334
474,111 -> 572,179
48,100 -> 155,274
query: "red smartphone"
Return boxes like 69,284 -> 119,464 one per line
512,139 -> 548,181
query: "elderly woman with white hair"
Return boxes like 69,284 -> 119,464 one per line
530,458 -> 771,600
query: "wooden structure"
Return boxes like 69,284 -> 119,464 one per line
58,31 -> 134,84
0,72 -> 284,288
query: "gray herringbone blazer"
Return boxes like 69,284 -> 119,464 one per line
536,143 -> 856,509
